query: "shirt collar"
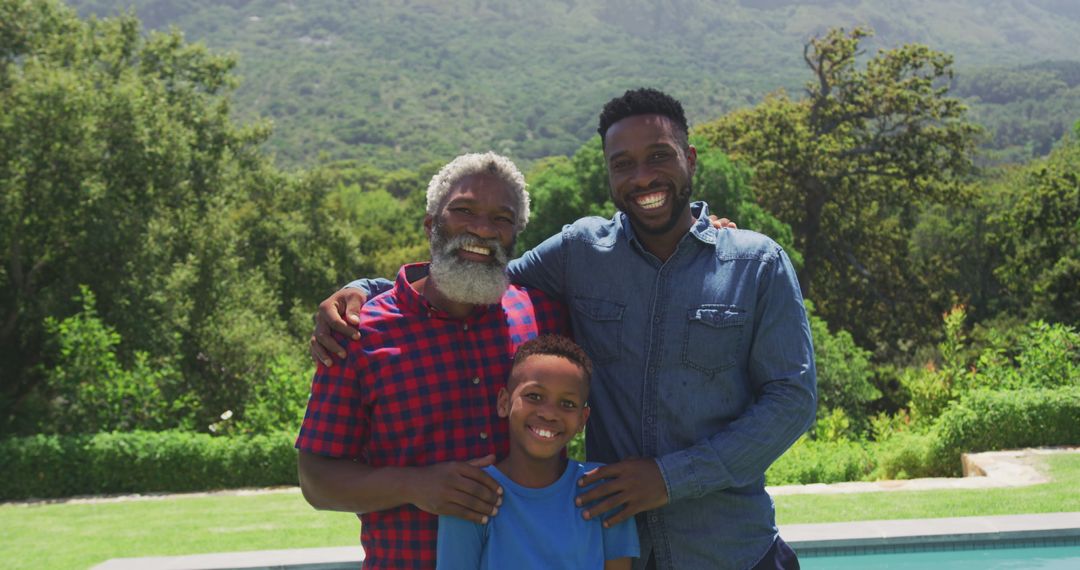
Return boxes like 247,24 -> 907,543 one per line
392,262 -> 498,320
617,201 -> 717,253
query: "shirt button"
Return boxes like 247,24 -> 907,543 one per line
647,416 -> 655,425
472,377 -> 480,385
653,315 -> 661,324
479,431 -> 488,440
463,323 -> 469,331
649,514 -> 658,523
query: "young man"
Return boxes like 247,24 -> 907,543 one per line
314,89 -> 815,569
295,152 -> 568,570
436,335 -> 639,569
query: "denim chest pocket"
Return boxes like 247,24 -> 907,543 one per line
570,296 -> 625,364
682,305 -> 747,373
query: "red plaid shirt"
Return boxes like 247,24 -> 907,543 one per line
296,263 -> 568,569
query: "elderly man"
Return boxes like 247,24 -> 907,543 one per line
315,89 -> 816,570
295,152 -> 567,570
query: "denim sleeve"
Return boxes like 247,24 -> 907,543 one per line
343,278 -> 393,297
506,228 -> 569,299
436,515 -> 485,569
657,248 -> 817,501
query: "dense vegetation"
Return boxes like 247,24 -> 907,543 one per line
64,0 -> 1080,169
1,1 -> 1077,498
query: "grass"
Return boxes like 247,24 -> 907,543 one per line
3,454 -> 1079,569
0,490 -> 357,570
775,453 -> 1080,525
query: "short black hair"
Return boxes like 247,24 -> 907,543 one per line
597,88 -> 690,147
511,335 -> 592,391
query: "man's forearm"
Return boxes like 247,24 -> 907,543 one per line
298,451 -> 415,513
656,376 -> 816,501
659,248 -> 817,501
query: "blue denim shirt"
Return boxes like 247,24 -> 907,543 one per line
348,202 -> 816,569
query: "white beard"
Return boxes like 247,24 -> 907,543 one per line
428,223 -> 512,305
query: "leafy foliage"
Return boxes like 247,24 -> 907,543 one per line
0,430 -> 296,500
928,387 -> 1080,476
0,0 -> 387,434
39,286 -> 192,434
698,27 -> 981,355
805,300 -> 878,437
953,61 -> 1080,163
987,135 -> 1080,323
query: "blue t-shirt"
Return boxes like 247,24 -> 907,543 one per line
436,461 -> 640,569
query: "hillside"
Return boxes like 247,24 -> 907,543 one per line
68,0 -> 1080,168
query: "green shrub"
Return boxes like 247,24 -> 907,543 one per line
928,387 -> 1080,475
807,302 -> 879,435
40,286 -> 196,434
869,431 -> 937,480
766,436 -> 875,485
0,430 -> 297,500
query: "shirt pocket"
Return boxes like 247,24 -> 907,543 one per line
570,296 -> 625,364
682,304 -> 747,374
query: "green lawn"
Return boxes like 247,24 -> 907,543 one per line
0,491 -> 358,570
4,454 -> 1079,570
775,453 -> 1080,524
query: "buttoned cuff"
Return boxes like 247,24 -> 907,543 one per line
656,448 -> 734,503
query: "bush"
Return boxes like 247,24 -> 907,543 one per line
808,301 -> 880,435
766,436 -> 875,485
869,431 -> 937,480
928,387 -> 1080,475
1,430 -> 297,500
40,286 -> 196,434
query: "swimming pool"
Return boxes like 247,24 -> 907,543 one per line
801,544 -> 1080,569
784,512 -> 1080,570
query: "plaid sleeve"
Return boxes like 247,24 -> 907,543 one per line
530,288 -> 571,339
295,332 -> 370,458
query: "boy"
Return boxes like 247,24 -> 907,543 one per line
436,335 -> 640,569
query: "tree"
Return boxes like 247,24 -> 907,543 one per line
987,131 -> 1080,325
697,27 -> 980,354
0,0 -> 374,433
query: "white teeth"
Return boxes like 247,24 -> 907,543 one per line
635,192 -> 666,210
461,244 -> 492,256
532,427 -> 556,439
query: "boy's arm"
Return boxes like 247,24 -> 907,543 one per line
600,492 -> 640,566
436,514 -> 486,569
297,451 -> 501,523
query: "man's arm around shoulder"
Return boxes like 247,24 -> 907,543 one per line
297,451 -> 503,524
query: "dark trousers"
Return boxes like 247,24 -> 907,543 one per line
643,536 -> 800,570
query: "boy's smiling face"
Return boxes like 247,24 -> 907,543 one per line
497,354 -> 590,462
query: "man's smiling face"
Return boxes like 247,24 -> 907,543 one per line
425,172 -> 517,305
603,113 -> 696,238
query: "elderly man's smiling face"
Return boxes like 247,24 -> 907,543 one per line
425,173 -> 518,305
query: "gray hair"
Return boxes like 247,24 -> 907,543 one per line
426,152 -> 530,232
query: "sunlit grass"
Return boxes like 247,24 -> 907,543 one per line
4,454 -> 1078,569
776,453 -> 1080,525
1,490 -> 357,570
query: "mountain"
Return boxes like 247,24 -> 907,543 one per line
67,0 -> 1080,168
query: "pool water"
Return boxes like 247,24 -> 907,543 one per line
801,545 -> 1080,569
